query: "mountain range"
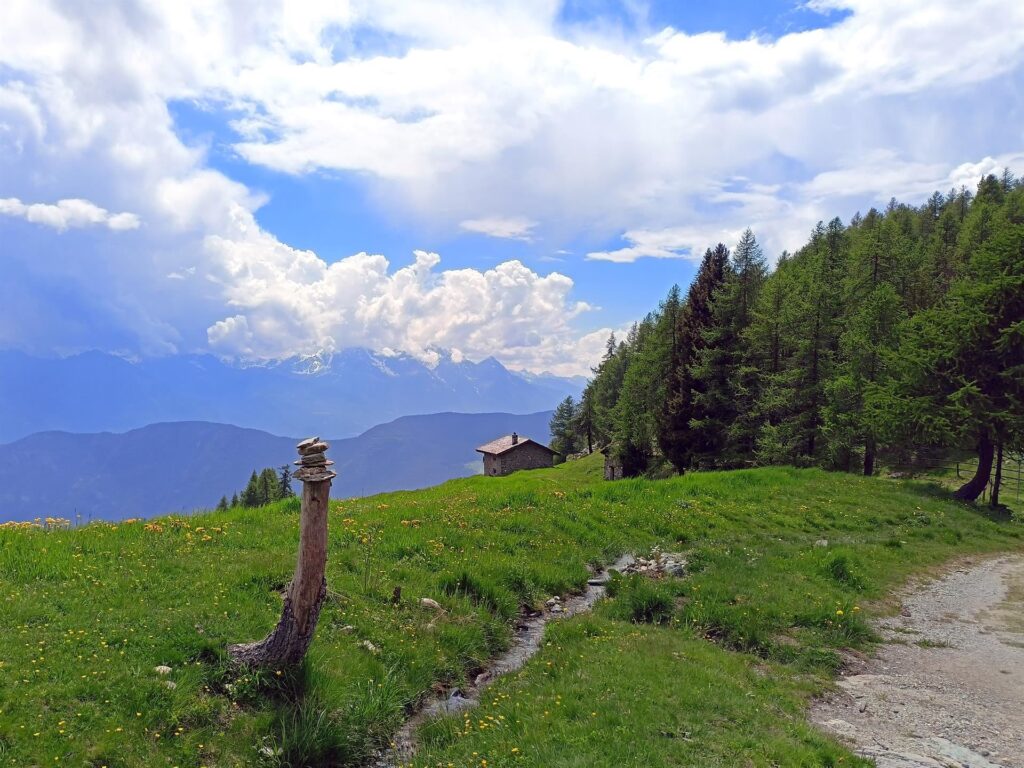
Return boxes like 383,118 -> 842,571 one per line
0,349 -> 584,443
0,411 -> 555,522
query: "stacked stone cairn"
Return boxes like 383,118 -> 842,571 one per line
294,436 -> 336,483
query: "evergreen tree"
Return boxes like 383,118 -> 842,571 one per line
755,221 -> 847,464
257,468 -> 280,506
566,173 -> 1023,503
585,333 -> 629,446
823,283 -> 905,474
240,470 -> 260,507
611,316 -> 657,475
658,244 -> 730,471
278,464 -> 294,499
690,230 -> 767,467
550,396 -> 580,457
574,388 -> 596,454
878,179 -> 1024,501
230,492 -> 239,508
216,495 -> 229,511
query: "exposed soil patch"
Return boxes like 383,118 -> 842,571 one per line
813,555 -> 1024,768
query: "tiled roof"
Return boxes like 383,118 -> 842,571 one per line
475,434 -> 557,456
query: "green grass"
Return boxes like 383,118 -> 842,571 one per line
0,456 -> 1020,767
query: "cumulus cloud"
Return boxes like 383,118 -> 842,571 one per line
0,197 -> 140,232
202,228 -> 592,370
459,216 -> 538,240
1,0 -> 1023,374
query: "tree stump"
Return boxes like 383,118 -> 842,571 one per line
229,437 -> 335,667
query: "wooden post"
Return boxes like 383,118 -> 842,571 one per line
229,437 -> 335,667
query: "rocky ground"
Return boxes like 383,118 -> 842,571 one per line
812,555 -> 1024,768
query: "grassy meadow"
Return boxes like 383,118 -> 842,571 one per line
0,454 -> 1021,767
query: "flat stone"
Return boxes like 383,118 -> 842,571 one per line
296,437 -> 321,452
298,440 -> 330,456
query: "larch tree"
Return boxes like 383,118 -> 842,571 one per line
690,229 -> 767,468
549,396 -> 580,457
658,244 -> 730,472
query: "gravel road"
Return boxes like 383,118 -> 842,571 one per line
813,555 -> 1024,768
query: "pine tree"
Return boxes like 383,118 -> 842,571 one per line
823,283 -> 905,474
564,173 -> 1023,504
879,179 -> 1024,500
550,396 -> 580,456
574,389 -> 596,454
611,316 -> 657,475
585,333 -> 629,446
230,492 -> 239,508
690,230 -> 767,467
240,470 -> 260,507
658,244 -> 730,471
278,465 -> 294,499
257,468 -> 280,506
216,495 -> 229,511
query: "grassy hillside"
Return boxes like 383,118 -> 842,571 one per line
0,455 -> 1020,767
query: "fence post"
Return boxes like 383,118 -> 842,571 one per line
229,438 -> 335,667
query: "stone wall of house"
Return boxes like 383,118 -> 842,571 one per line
496,442 -> 554,475
483,453 -> 501,476
604,452 -> 623,481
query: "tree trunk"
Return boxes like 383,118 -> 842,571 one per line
952,434 -> 994,502
863,438 -> 876,477
230,440 -> 334,667
991,442 -> 1003,508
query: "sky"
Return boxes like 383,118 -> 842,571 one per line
1,0 -> 1023,376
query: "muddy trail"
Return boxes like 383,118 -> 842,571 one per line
369,553 -> 641,767
813,554 -> 1024,768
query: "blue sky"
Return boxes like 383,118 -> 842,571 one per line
2,0 -> 1023,374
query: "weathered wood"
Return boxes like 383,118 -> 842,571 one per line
229,439 -> 335,668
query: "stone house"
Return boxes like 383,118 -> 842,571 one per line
476,432 -> 558,476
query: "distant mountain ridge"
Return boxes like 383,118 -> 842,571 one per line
0,412 -> 556,522
0,349 -> 582,442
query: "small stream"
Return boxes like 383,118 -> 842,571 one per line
371,553 -> 636,766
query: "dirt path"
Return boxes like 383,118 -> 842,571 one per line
813,555 -> 1024,768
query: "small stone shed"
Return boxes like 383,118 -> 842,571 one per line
601,446 -> 624,481
476,432 -> 558,476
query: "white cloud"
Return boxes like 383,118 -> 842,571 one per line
209,0 -> 1024,248
202,226 -> 593,371
1,0 -> 1024,375
459,216 -> 537,240
587,223 -> 757,263
0,197 -> 140,232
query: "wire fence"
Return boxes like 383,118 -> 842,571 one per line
891,452 -> 1024,504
